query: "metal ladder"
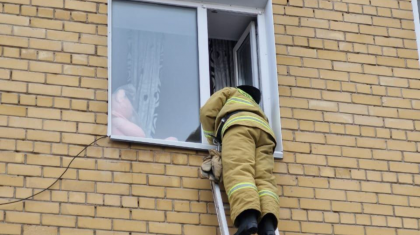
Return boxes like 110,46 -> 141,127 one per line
211,180 -> 280,235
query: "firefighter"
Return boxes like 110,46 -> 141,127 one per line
200,86 -> 279,235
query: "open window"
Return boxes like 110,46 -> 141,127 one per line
108,0 -> 284,158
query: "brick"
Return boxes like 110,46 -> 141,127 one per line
60,228 -> 93,235
364,203 -> 394,216
132,162 -> 164,174
0,57 -> 28,70
78,217 -> 111,230
87,13 -> 107,24
0,127 -> 25,139
334,225 -> 365,235
315,9 -> 342,20
393,185 -> 420,197
149,222 -> 182,235
373,150 -> 402,161
333,62 -> 362,73
97,182 -> 129,195
61,204 -> 94,216
395,207 -> 420,218
166,188 -> 198,200
362,182 -> 391,193
346,33 -> 374,44
23,225 -> 57,235
31,18 -> 62,30
63,42 -> 95,54
289,66 -> 318,78
378,194 -> 408,206
324,112 -> 353,124
347,191 -> 377,203
295,132 -> 325,144
6,211 -> 40,224
12,70 -> 45,83
78,170 -> 111,182
395,68 -> 420,79
285,6 -> 313,17
113,219 -> 146,232
320,70 -> 348,82
0,14 -> 29,26
332,201 -> 362,213
96,207 -> 129,219
26,177 -> 59,190
29,61 -> 61,73
331,21 -> 359,33
27,154 -> 60,168
299,199 -> 330,211
184,225 -> 216,235
47,30 -> 78,42
8,164 -> 42,176
80,34 -> 107,46
355,115 -> 384,127
301,18 -> 329,29
388,140 -> 416,151
61,179 -> 94,192
61,133 -> 94,145
288,47 -> 317,58
65,0 -> 96,12
28,38 -> 61,51
63,65 -> 95,77
294,109 -> 323,121
25,201 -> 59,213
0,81 -> 27,94
42,214 -> 76,227
65,22 -> 96,34
0,223 -> 21,235
32,0 -> 63,7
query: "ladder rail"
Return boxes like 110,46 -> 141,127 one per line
211,181 -> 281,235
211,181 -> 230,235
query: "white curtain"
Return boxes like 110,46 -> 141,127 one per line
209,39 -> 235,94
126,31 -> 164,138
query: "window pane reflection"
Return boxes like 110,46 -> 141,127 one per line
237,35 -> 253,86
111,1 -> 201,143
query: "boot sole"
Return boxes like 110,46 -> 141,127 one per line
235,222 -> 258,235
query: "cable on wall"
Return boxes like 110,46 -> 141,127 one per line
0,135 -> 108,206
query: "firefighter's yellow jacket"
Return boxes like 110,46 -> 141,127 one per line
200,87 -> 276,145
200,87 -> 279,226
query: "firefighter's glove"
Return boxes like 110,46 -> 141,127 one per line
200,149 -> 223,183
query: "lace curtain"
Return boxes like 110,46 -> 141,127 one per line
209,39 -> 235,94
126,31 -> 164,138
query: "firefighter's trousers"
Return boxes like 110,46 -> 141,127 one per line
222,125 -> 279,226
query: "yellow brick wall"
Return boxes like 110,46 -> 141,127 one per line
275,0 -> 420,234
0,0 -> 419,234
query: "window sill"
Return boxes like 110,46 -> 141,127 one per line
110,135 -> 215,151
111,135 -> 283,159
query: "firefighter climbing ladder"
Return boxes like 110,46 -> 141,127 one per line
211,181 -> 281,235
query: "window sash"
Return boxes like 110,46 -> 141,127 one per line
108,0 -> 284,158
412,0 -> 420,63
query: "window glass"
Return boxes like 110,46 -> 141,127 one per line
237,35 -> 253,86
111,0 -> 201,143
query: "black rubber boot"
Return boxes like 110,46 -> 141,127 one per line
258,214 -> 277,235
234,210 -> 259,235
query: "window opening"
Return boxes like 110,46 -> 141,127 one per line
207,10 -> 258,94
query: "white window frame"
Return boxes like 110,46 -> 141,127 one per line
233,21 -> 259,87
107,0 -> 284,158
413,0 -> 420,61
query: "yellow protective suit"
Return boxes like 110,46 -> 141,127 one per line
200,87 -> 279,225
